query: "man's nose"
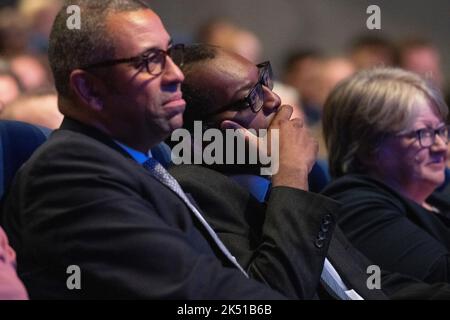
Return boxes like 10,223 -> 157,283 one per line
262,85 -> 281,113
161,56 -> 185,84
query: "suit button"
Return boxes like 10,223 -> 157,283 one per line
322,214 -> 333,225
321,224 -> 329,233
315,238 -> 324,248
318,230 -> 327,240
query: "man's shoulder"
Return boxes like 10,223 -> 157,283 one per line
14,128 -> 147,193
26,128 -> 130,170
45,128 -> 123,156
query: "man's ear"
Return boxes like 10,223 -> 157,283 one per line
69,70 -> 104,112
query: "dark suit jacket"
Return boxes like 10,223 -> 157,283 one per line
322,174 -> 450,284
1,118 -> 287,299
328,223 -> 450,299
171,167 -> 450,299
169,164 -> 337,299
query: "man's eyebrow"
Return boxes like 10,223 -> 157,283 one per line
137,40 -> 173,57
137,47 -> 158,57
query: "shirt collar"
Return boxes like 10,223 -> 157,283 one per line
229,174 -> 271,202
115,141 -> 152,164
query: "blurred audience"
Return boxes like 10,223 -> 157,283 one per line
0,0 -> 17,9
312,57 -> 355,159
18,0 -> 62,53
282,50 -> 323,126
197,18 -> 262,63
197,18 -> 237,46
9,54 -> 52,92
283,53 -> 355,159
398,38 -> 445,91
314,57 -> 355,109
0,89 -> 61,129
349,34 -> 397,70
0,61 -> 23,107
0,8 -> 29,57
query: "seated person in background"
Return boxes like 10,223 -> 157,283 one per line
0,89 -> 62,129
282,49 -> 323,127
170,44 -> 450,299
1,0 -> 320,299
196,18 -> 262,63
9,54 -> 51,93
0,226 -> 28,300
398,38 -> 445,92
321,68 -> 450,284
0,8 -> 29,57
348,35 -> 397,71
0,61 -> 22,106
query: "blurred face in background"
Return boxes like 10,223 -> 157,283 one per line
10,55 -> 49,91
0,74 -> 20,105
401,46 -> 444,90
351,45 -> 395,70
315,58 -> 355,108
0,93 -> 62,129
285,56 -> 322,106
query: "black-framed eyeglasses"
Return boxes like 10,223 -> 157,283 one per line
229,61 -> 274,113
81,44 -> 185,76
399,124 -> 450,147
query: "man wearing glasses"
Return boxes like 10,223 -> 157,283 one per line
1,0 -> 316,299
171,44 -> 342,299
169,44 -> 450,299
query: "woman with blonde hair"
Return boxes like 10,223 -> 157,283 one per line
322,68 -> 450,284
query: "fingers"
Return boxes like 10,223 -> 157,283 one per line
291,117 -> 305,128
269,105 -> 294,128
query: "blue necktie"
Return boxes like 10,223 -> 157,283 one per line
143,158 -> 248,277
